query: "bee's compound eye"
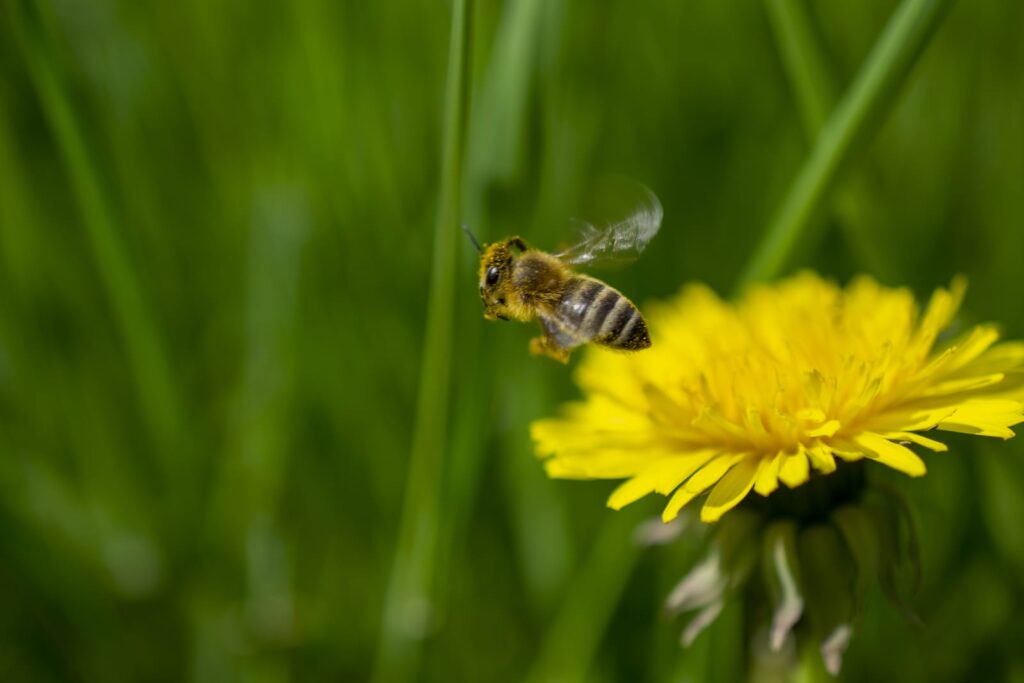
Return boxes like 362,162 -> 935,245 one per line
485,266 -> 500,286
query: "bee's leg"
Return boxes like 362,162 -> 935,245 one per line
530,317 -> 570,363
509,236 -> 528,253
529,335 -> 569,363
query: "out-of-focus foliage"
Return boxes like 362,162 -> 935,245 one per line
0,0 -> 1022,681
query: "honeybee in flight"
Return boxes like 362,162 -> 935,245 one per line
465,186 -> 662,363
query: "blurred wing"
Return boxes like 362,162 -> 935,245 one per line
555,186 -> 663,267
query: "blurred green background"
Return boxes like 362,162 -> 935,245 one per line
2,0 -> 1024,681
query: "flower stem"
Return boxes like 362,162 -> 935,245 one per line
737,0 -> 956,290
372,1 -> 473,682
793,642 -> 833,683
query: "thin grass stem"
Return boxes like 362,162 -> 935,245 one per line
763,0 -> 836,137
10,1 -> 182,461
763,0 -> 899,280
372,1 -> 472,681
737,0 -> 956,290
524,507 -> 643,683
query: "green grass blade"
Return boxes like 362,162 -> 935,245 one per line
500,362 -> 573,610
10,2 -> 182,460
763,0 -> 837,138
524,507 -> 644,683
457,0 -> 573,614
372,1 -> 473,681
466,0 -> 544,186
737,0 -> 956,289
763,0 -> 899,280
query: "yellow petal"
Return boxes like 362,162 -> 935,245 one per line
662,486 -> 701,523
607,461 -> 677,510
806,444 -> 837,473
936,399 -> 1024,439
779,451 -> 810,488
940,326 -> 1001,375
544,451 -> 660,478
882,431 -> 948,452
606,451 -> 717,510
806,420 -> 840,438
662,453 -> 745,522
701,458 -> 760,522
948,341 -> 1024,378
920,373 -> 1005,398
829,440 -> 865,462
529,273 -> 1024,527
531,421 -> 657,455
852,432 -> 926,476
864,406 -> 957,433
691,407 -> 748,442
654,450 -> 719,494
685,453 -> 748,493
915,276 -> 966,349
754,454 -> 783,496
643,382 -> 688,425
916,326 -> 999,384
797,408 -> 826,422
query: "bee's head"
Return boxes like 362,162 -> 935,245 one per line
477,237 -> 526,321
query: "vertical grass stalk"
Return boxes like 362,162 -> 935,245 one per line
10,2 -> 182,461
737,0 -> 956,289
524,507 -> 644,683
763,0 -> 836,137
763,0 -> 898,280
373,1 -> 472,681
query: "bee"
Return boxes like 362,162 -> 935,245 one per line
465,187 -> 662,363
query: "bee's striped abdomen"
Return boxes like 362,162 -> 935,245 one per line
556,278 -> 604,330
600,296 -> 650,350
556,277 -> 651,351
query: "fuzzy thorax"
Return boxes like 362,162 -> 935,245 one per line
478,238 -> 566,322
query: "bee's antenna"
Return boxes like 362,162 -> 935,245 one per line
462,224 -> 483,254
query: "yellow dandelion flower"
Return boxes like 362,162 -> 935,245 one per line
532,273 -> 1024,524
